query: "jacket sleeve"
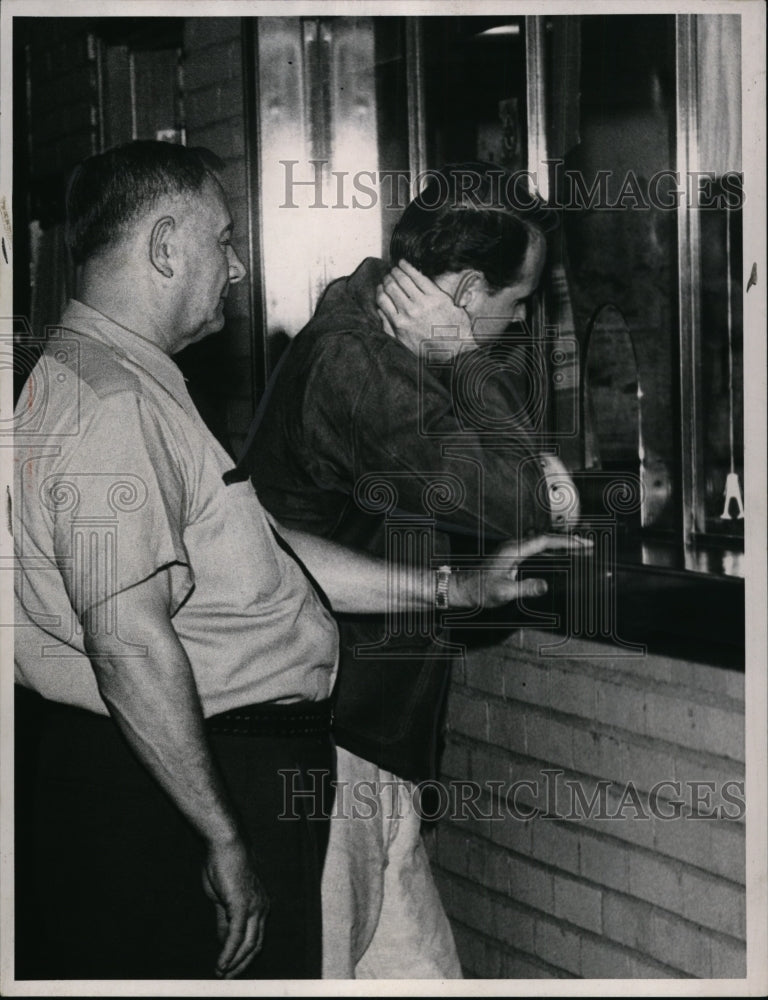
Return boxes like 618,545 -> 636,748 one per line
302,334 -> 552,543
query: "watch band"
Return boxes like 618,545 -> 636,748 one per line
435,565 -> 452,609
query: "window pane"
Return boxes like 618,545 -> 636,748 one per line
562,15 -> 679,535
700,182 -> 744,537
422,16 -> 527,171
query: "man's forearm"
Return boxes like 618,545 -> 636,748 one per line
275,524 -> 432,614
277,523 -> 589,614
83,588 -> 239,845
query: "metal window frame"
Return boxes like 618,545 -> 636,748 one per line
676,13 -> 706,553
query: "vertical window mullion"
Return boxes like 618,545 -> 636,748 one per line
675,13 -> 706,556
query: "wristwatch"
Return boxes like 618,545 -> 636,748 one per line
435,565 -> 453,609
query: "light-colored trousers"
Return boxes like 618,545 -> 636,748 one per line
321,746 -> 463,979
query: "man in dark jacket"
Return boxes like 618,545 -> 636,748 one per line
233,164 -> 578,977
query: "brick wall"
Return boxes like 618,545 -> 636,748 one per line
182,18 -> 254,454
19,20 -> 99,336
26,22 -> 99,180
428,630 -> 746,979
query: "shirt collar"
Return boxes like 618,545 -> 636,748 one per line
60,299 -> 195,416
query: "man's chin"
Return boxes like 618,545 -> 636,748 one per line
204,307 -> 228,335
176,318 -> 225,352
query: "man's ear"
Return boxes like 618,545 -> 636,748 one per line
453,270 -> 485,308
150,216 -> 175,278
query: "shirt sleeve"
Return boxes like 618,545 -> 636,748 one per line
50,390 -> 194,619
302,334 -> 552,543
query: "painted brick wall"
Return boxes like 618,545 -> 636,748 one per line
428,630 -> 746,979
182,18 -> 253,455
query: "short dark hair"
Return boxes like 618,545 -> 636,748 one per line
65,140 -> 224,265
390,162 -> 555,291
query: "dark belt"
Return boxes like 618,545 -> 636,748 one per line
205,698 -> 333,737
14,685 -> 332,739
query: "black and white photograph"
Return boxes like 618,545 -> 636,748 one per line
1,0 -> 766,994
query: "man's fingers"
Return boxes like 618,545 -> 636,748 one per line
375,285 -> 397,314
219,911 -> 263,979
213,901 -> 228,941
224,949 -> 257,980
216,902 -> 265,979
514,531 -> 594,562
514,576 -> 549,600
381,273 -> 414,310
254,903 -> 267,953
478,571 -> 548,609
223,912 -> 267,979
216,906 -> 248,976
377,307 -> 397,339
388,265 -> 423,301
397,258 -> 441,294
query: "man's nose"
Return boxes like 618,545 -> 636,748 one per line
228,246 -> 247,284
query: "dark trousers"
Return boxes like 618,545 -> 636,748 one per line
14,687 -> 334,980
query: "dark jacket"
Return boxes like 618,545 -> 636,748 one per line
236,258 -> 552,780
